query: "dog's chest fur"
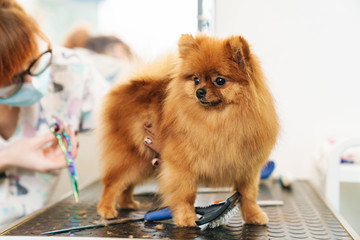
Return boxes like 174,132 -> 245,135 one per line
158,106 -> 257,186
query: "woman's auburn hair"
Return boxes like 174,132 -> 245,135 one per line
0,0 -> 49,86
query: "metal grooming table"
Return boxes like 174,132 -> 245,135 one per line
1,180 -> 358,239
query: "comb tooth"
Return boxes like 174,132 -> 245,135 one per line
206,205 -> 239,229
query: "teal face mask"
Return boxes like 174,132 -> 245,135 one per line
0,68 -> 50,106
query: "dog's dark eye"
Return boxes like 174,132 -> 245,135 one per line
215,77 -> 226,86
194,77 -> 200,85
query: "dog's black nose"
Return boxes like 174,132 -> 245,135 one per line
196,88 -> 207,99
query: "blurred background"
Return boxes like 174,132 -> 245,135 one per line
18,0 -> 199,60
18,0 -> 360,234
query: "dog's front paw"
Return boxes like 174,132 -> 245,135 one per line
174,214 -> 198,227
97,204 -> 118,219
173,207 -> 198,227
243,209 -> 268,225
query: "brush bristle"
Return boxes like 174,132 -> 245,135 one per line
204,205 -> 239,229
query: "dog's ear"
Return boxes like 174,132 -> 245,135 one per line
225,35 -> 251,67
178,34 -> 197,58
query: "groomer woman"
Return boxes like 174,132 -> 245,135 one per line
0,0 -> 109,227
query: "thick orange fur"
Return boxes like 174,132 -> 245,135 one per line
96,34 -> 279,226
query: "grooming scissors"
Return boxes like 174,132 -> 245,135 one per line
50,118 -> 79,202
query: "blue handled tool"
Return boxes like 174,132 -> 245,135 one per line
41,192 -> 241,235
144,207 -> 172,221
41,208 -> 172,235
145,191 -> 241,228
261,160 -> 275,179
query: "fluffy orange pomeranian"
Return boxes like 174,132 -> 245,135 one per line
96,34 -> 279,226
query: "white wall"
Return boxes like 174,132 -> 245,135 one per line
215,0 -> 360,179
98,0 -> 198,60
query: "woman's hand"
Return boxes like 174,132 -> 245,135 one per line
0,127 -> 78,173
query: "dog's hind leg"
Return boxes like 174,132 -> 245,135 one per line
97,152 -> 152,219
117,183 -> 140,210
97,173 -> 123,218
97,171 -> 145,218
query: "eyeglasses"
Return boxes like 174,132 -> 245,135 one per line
0,49 -> 53,99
